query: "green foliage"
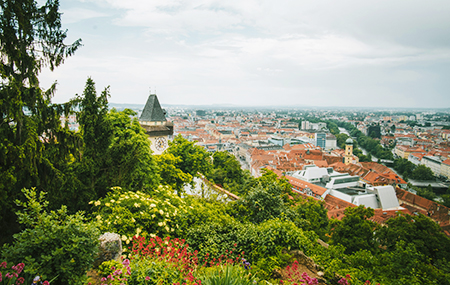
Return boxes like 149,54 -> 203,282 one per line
97,259 -> 123,276
233,183 -> 290,224
330,206 -> 379,255
393,157 -> 416,177
0,0 -> 81,244
294,198 -> 329,240
252,248 -> 292,281
210,151 -> 248,193
1,188 -> 100,285
414,185 -> 437,201
165,135 -> 212,179
200,265 -> 257,285
394,158 -> 435,181
184,217 -> 317,279
376,213 -> 450,263
156,153 -> 192,191
105,108 -> 160,190
92,186 -> 186,243
411,164 -> 435,180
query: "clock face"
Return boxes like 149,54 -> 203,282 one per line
155,137 -> 167,151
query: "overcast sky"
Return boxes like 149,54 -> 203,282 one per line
39,0 -> 450,108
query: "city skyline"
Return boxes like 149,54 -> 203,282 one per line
39,0 -> 450,108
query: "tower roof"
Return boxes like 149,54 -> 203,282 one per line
345,138 -> 354,144
139,94 -> 166,122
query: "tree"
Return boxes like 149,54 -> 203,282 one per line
376,213 -> 450,264
294,198 -> 329,240
165,135 -> 212,179
70,78 -> 113,208
104,108 -> 160,191
156,153 -> 192,191
330,205 -> 380,254
0,0 -> 81,244
411,164 -> 435,180
415,185 -> 437,201
210,151 -> 246,192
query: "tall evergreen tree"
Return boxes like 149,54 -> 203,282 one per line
0,0 -> 81,244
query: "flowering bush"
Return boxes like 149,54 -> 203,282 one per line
91,186 -> 188,245
129,236 -> 202,285
281,261 -> 318,285
0,261 -> 49,285
98,259 -> 132,285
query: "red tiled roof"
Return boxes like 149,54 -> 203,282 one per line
285,175 -> 327,196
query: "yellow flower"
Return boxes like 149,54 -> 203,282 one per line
122,235 -> 127,241
89,201 -> 93,204
159,210 -> 164,215
131,217 -> 136,223
152,214 -> 156,218
110,199 -> 115,203
158,222 -> 163,227
105,202 -> 111,207
94,201 -> 101,206
136,228 -> 142,234
96,215 -> 102,220
165,226 -> 169,232
134,203 -> 140,208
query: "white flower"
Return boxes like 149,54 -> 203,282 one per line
159,210 -> 164,215
122,235 -> 127,241
134,203 -> 140,208
150,203 -> 156,208
94,201 -> 101,206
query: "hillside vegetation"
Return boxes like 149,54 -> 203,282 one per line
1,1 -> 450,285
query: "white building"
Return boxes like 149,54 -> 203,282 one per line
291,165 -> 403,210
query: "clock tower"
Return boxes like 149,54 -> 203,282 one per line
139,94 -> 174,154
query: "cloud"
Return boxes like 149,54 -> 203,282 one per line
61,7 -> 109,24
43,0 -> 450,108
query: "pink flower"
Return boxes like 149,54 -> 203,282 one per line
43,281 -> 49,285
16,263 -> 25,275
0,272 -> 2,282
145,276 -> 151,281
16,277 -> 25,284
1,261 -> 7,268
122,259 -> 130,266
101,277 -> 107,281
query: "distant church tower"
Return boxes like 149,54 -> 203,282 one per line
344,138 -> 353,165
139,94 -> 174,155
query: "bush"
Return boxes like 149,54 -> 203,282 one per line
91,186 -> 187,244
1,188 -> 100,285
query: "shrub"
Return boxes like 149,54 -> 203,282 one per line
200,265 -> 258,285
91,186 -> 187,244
1,188 -> 100,285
